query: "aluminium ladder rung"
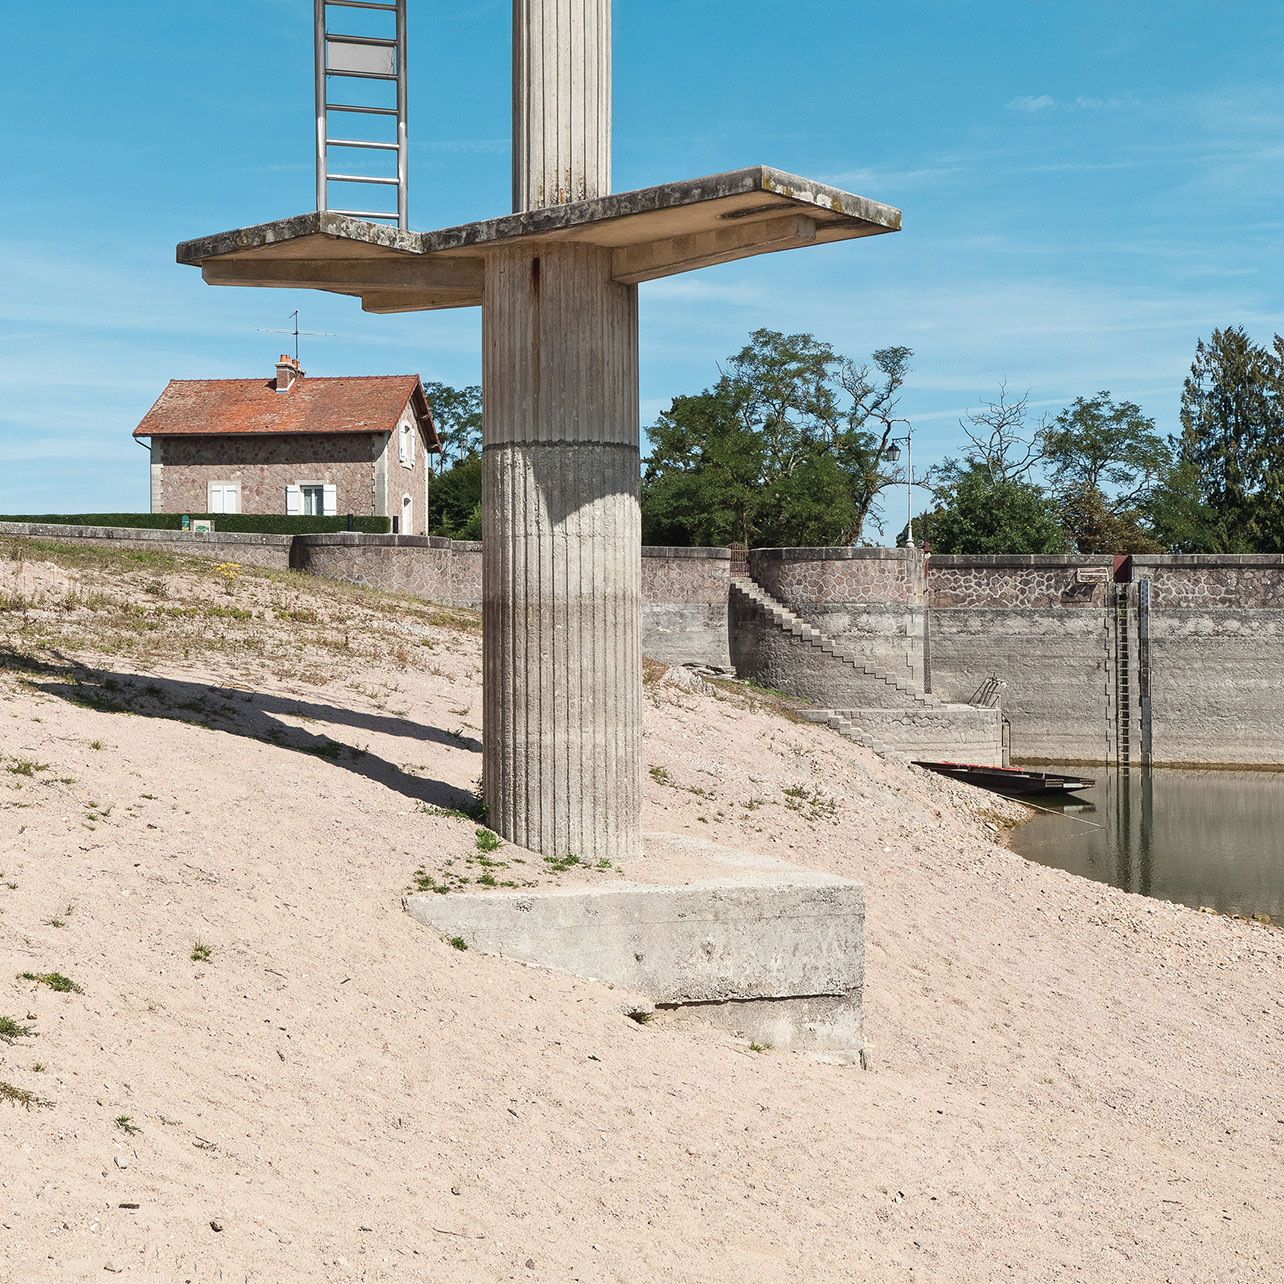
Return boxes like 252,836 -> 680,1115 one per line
323,32 -> 396,46
326,172 -> 399,185
326,68 -> 397,81
326,137 -> 399,150
329,208 -> 399,219
326,0 -> 397,10
326,102 -> 398,116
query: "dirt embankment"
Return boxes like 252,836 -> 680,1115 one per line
1,536 -> 1281,1283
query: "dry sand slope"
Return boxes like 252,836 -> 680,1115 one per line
0,535 -> 1281,1284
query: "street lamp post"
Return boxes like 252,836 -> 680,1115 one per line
884,425 -> 914,548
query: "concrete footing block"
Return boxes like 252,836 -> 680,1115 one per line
404,857 -> 865,1056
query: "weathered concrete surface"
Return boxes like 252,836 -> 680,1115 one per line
404,838 -> 864,1054
176,168 -> 901,311
514,0 -> 611,211
481,241 -> 643,862
831,706 -> 1005,766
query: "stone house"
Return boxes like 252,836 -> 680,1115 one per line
132,356 -> 440,532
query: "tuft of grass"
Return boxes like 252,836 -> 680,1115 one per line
749,1041 -> 773,1053
89,740 -> 104,751
543,853 -> 581,873
626,1010 -> 654,1025
474,827 -> 501,853
446,936 -> 468,951
19,971 -> 82,994
115,1114 -> 141,1135
190,941 -> 213,964
649,765 -> 671,784
5,759 -> 47,777
1,1081 -> 54,1110
0,1016 -> 36,1044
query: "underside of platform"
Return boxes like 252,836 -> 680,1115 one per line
177,166 -> 901,313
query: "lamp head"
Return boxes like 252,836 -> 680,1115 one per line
884,442 -> 902,465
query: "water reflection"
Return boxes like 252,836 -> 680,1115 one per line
1009,765 -> 1284,920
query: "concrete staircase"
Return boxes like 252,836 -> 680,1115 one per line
730,576 -> 941,709
730,575 -> 1002,765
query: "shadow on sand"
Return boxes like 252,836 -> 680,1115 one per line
3,649 -> 483,812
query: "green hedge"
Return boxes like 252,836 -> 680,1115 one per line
0,513 -> 392,535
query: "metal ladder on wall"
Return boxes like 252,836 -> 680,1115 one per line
314,0 -> 408,228
1113,583 -> 1132,767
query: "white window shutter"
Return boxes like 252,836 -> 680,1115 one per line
399,427 -> 408,463
286,485 -> 301,516
323,484 -> 338,517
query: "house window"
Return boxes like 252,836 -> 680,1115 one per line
286,482 -> 337,517
207,481 -> 239,514
399,422 -> 415,468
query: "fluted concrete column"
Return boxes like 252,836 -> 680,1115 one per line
482,242 -> 641,861
513,0 -> 611,210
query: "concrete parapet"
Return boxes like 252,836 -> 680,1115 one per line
0,522 -> 293,570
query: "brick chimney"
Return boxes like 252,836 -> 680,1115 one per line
275,354 -> 303,392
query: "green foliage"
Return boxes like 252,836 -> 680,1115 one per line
422,381 -> 482,466
641,329 -> 911,547
1043,393 -> 1171,553
919,468 -> 1072,554
1177,327 -> 1284,551
0,513 -> 391,534
1,1081 -> 54,1110
0,1016 -> 36,1043
429,457 -> 483,539
19,971 -> 82,994
474,827 -> 501,853
190,941 -> 213,963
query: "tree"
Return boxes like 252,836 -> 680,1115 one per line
917,467 -> 1071,554
1043,392 -> 1171,553
1176,327 -> 1283,551
641,330 -> 910,547
423,381 -> 482,468
429,456 -> 482,539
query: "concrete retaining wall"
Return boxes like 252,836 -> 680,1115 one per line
835,706 -> 1005,766
291,532 -> 484,608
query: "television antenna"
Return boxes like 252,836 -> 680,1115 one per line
257,310 -> 335,364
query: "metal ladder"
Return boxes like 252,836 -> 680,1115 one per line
314,0 -> 408,228
1113,583 -> 1132,767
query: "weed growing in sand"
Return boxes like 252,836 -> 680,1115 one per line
44,917 -> 65,928
649,765 -> 671,784
31,1063 -> 45,1073
5,759 -> 47,777
782,784 -> 838,822
89,740 -> 103,751
749,1042 -> 772,1053
543,853 -> 581,873
191,942 -> 213,964
115,1115 -> 141,1135
1,1081 -> 53,1110
214,562 -> 242,594
475,827 -> 501,853
0,1016 -> 36,1044
144,580 -> 168,597
447,936 -> 468,951
20,971 -> 82,993
626,1010 -> 654,1025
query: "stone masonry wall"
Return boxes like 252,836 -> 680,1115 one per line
749,547 -> 927,684
156,433 -> 385,522
640,547 -> 731,668
292,535 -> 484,609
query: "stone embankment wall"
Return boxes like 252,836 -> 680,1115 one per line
1134,554 -> 1284,766
748,547 -> 925,684
928,555 -> 1116,763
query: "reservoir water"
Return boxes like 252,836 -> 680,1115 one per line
1008,765 -> 1284,921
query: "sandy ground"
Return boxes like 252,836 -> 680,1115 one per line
1,536 -> 1281,1283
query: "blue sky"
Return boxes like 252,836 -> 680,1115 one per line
2,0 -> 1282,532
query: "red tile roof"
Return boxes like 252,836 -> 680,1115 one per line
133,374 -> 438,447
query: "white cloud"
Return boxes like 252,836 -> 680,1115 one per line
1006,95 -> 1056,113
